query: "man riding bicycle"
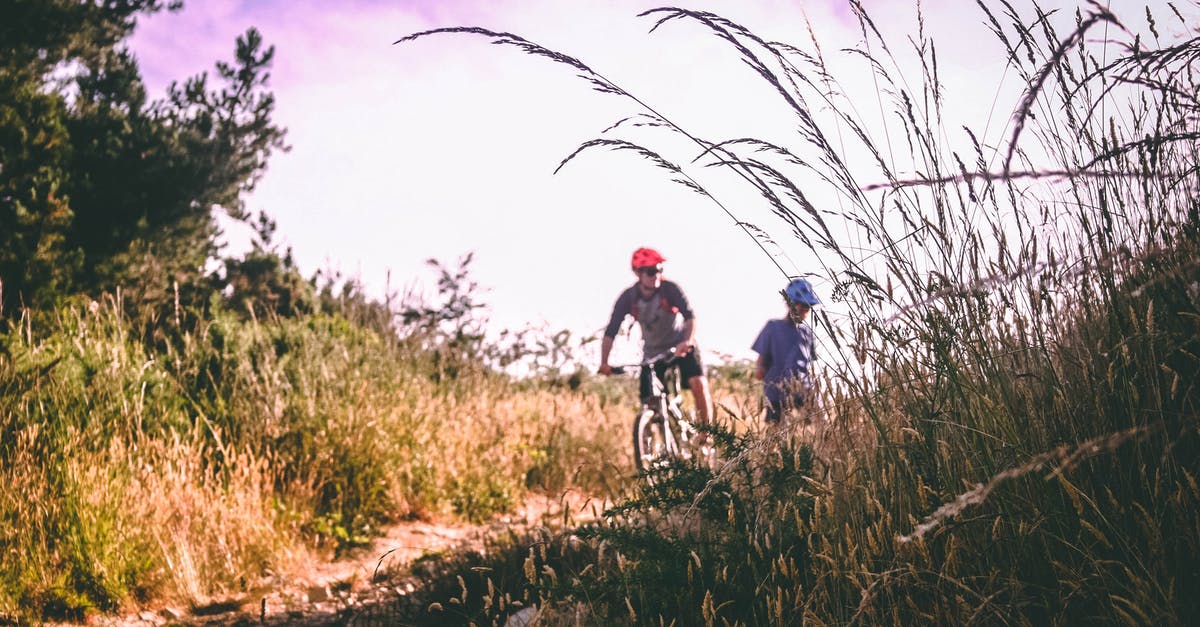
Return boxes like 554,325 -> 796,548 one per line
599,247 -> 713,428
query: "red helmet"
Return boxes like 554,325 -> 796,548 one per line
630,247 -> 665,269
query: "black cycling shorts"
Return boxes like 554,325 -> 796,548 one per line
639,346 -> 705,402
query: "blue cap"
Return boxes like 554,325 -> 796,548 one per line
783,278 -> 820,305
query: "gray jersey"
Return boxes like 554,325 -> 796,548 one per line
604,280 -> 695,360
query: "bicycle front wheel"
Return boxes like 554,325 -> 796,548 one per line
633,409 -> 672,473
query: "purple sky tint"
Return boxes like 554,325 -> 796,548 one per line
126,0 -> 1157,367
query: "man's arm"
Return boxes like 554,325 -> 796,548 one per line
599,335 -> 615,375
756,353 -> 768,380
663,280 -> 694,320
599,289 -> 632,374
674,318 -> 695,357
663,281 -> 696,357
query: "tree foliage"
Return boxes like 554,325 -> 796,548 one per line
0,0 -> 287,313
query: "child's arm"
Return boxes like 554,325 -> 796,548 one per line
752,322 -> 773,381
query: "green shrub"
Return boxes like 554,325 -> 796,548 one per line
0,285 -> 629,621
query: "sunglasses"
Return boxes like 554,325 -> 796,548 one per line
637,266 -> 662,276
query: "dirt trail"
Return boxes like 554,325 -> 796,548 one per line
73,490 -> 604,627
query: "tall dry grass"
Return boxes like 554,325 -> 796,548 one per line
395,1 -> 1199,624
0,276 -> 632,622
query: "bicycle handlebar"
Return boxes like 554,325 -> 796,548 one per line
604,351 -> 678,376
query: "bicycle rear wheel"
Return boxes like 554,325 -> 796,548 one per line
633,409 -> 672,473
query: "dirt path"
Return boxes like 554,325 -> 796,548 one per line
76,490 -> 604,626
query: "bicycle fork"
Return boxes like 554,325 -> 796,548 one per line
655,397 -> 686,458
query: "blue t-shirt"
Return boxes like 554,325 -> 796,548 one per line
751,319 -> 814,404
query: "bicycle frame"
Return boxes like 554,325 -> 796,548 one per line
643,357 -> 683,416
620,353 -> 694,474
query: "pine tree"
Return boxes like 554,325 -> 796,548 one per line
0,0 -> 288,313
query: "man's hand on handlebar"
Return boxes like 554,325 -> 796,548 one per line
673,343 -> 690,358
602,351 -> 675,375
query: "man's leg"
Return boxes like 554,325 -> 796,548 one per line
638,366 -> 655,404
688,375 -> 712,426
677,347 -> 711,427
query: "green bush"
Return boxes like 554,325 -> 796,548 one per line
0,285 -> 628,621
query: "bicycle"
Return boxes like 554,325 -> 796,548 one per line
610,352 -> 705,474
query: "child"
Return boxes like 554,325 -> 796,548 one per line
751,278 -> 820,424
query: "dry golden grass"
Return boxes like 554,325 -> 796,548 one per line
0,295 -> 635,622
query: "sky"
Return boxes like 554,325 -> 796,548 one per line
126,0 -> 1166,368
